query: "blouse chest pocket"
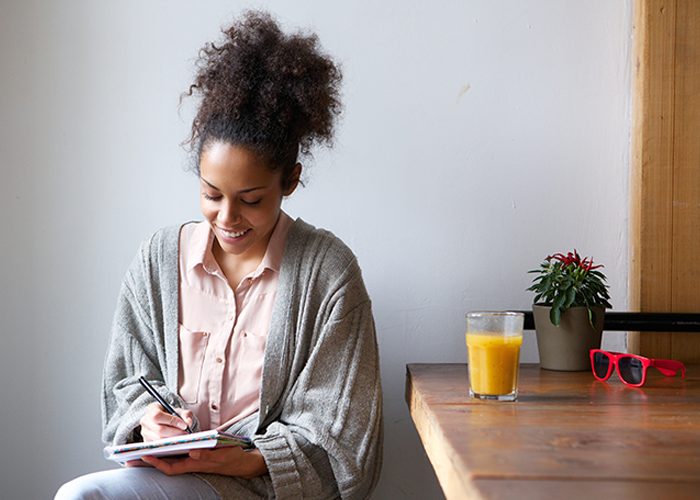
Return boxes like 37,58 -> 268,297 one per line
178,324 -> 210,404
235,330 -> 268,382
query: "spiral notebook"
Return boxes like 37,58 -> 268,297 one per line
104,430 -> 253,463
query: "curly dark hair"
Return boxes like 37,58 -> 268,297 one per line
182,10 -> 343,189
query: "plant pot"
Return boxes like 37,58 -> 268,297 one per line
533,304 -> 604,371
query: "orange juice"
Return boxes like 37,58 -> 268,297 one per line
466,333 -> 522,396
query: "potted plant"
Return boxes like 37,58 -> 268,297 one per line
527,250 -> 612,371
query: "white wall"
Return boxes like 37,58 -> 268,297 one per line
0,1 -> 632,498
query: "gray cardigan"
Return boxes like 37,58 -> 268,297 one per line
101,219 -> 383,499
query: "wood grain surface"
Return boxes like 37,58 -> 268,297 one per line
406,363 -> 700,499
629,0 -> 676,358
630,0 -> 700,361
669,0 -> 700,362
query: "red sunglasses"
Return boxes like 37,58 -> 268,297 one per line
589,349 -> 686,387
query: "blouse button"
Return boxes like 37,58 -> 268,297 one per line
202,332 -> 209,337
216,357 -> 223,364
211,403 -> 218,411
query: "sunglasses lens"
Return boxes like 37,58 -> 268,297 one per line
618,357 -> 644,385
592,352 -> 610,378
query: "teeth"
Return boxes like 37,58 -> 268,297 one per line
221,228 -> 248,238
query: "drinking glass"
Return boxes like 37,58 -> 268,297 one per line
466,311 -> 524,401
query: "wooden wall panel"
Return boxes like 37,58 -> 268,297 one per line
629,0 -> 676,358
670,1 -> 700,360
630,0 -> 700,362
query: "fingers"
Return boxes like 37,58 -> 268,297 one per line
139,403 -> 190,441
124,460 -> 152,468
140,424 -> 183,442
141,455 -> 200,476
140,450 -> 223,476
139,447 -> 258,477
144,403 -> 192,430
176,408 -> 195,429
161,412 -> 189,430
189,448 -> 240,464
146,404 -> 190,429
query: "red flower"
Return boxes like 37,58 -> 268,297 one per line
546,249 -> 603,272
529,248 -> 611,326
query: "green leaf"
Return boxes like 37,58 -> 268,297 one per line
564,286 -> 576,308
553,291 -> 566,310
550,306 -> 561,326
587,307 -> 604,329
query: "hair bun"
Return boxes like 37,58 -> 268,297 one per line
183,10 -> 342,171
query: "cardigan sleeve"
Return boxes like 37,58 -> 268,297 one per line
250,269 -> 383,499
101,240 -> 194,446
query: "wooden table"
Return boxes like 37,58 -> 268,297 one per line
406,363 -> 700,500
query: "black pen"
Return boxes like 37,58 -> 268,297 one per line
138,376 -> 193,434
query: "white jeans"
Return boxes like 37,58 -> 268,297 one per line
54,468 -> 221,500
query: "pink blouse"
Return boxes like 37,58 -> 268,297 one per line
177,212 -> 292,430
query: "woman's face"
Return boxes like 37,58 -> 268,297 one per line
199,141 -> 298,262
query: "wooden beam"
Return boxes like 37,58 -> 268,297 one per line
670,0 -> 700,361
630,0 -> 700,361
629,0 -> 676,357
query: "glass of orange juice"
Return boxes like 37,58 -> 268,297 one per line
466,311 -> 524,401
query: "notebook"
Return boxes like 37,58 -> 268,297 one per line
104,430 -> 254,463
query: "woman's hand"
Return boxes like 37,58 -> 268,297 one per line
139,402 -> 194,442
140,447 -> 268,478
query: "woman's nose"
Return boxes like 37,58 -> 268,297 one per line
218,200 -> 242,225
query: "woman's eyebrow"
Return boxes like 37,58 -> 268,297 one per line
200,177 -> 268,193
200,177 -> 221,191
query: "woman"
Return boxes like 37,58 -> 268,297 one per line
57,10 -> 382,500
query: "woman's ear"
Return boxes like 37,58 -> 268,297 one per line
282,163 -> 303,195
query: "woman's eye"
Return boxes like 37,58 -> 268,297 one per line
202,193 -> 222,201
241,198 -> 262,206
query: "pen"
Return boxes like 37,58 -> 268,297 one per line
138,376 -> 193,434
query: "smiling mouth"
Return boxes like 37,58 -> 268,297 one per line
218,227 -> 251,239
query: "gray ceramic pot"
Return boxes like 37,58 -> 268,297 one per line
533,304 -> 604,371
